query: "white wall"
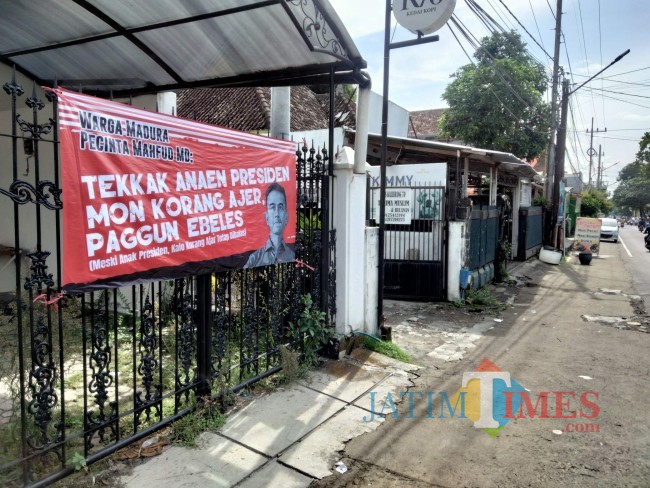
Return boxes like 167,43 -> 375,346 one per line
366,91 -> 409,138
447,221 -> 467,302
333,147 -> 375,335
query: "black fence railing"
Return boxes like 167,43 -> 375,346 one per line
0,75 -> 335,487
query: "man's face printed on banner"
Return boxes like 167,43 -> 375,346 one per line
265,189 -> 288,237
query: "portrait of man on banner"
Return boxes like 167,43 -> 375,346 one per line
245,182 -> 295,268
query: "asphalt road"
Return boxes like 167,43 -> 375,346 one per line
617,225 -> 650,313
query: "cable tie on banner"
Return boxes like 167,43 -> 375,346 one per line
33,292 -> 65,311
294,259 -> 315,272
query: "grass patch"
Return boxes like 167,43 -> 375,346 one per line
361,337 -> 411,363
170,398 -> 226,448
465,287 -> 507,310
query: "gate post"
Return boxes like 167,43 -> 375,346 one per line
196,274 -> 212,397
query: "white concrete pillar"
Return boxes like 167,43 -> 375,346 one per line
365,227 -> 379,335
489,167 -> 498,205
463,157 -> 469,197
333,147 -> 371,335
447,221 -> 466,302
270,87 -> 291,139
354,84 -> 371,174
156,91 -> 177,115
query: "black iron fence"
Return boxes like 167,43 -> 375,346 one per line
0,73 -> 335,486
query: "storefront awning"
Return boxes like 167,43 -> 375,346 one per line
357,132 -> 540,179
0,0 -> 368,96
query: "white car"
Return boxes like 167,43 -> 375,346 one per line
600,218 -> 619,242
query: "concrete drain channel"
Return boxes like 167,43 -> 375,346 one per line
581,289 -> 650,333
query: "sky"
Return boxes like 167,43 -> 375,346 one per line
329,0 -> 650,191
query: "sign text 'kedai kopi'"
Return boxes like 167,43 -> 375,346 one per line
51,88 -> 297,291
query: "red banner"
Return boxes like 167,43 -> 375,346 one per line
54,88 -> 297,291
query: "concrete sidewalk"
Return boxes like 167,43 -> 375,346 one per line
119,350 -> 418,487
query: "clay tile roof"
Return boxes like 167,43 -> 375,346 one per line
176,86 -> 344,132
315,92 -> 357,129
408,108 -> 447,139
176,87 -> 268,132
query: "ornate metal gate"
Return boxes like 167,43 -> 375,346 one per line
0,72 -> 335,486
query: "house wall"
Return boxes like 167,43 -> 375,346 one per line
366,91 -> 409,138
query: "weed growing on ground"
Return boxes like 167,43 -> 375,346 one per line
289,293 -> 334,366
465,287 -> 507,310
170,398 -> 226,448
362,337 -> 411,363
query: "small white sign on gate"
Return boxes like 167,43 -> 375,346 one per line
385,189 -> 413,225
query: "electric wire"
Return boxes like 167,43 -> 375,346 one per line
597,0 -> 606,127
496,0 -> 554,60
577,90 -> 650,110
450,14 -> 539,109
446,21 -> 549,137
576,0 -> 599,124
482,0 -> 550,72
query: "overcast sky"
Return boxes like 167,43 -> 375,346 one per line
329,0 -> 650,191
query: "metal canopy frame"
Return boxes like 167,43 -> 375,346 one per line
0,0 -> 368,96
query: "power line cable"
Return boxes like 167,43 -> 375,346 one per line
577,90 -> 650,110
496,0 -> 554,60
576,0 -> 599,124
446,22 -> 548,137
450,15 -> 537,109
482,0 -> 550,72
465,0 -> 501,34
529,0 -> 548,56
598,0 -> 606,127
545,0 -> 556,20
583,86 -> 650,99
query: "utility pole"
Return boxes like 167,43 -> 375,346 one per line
586,120 -> 606,188
551,78 -> 570,246
596,144 -> 603,189
553,49 -> 630,246
544,0 -> 563,208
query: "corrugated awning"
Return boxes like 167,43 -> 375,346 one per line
0,0 -> 368,96
357,131 -> 540,179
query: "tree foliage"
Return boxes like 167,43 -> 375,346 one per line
439,31 -> 550,160
612,132 -> 650,216
581,189 -> 613,217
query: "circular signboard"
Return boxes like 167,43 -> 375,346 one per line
393,0 -> 457,35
